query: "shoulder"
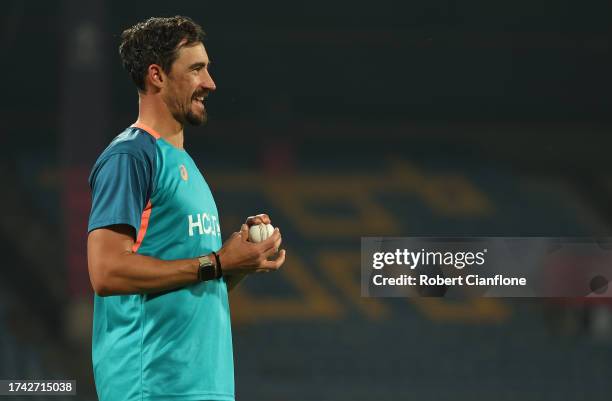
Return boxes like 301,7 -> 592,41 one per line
97,126 -> 157,164
89,127 -> 159,187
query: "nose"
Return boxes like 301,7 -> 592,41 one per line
202,69 -> 216,92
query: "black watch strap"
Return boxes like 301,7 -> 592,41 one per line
211,251 -> 222,277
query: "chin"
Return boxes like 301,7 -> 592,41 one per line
186,112 -> 207,126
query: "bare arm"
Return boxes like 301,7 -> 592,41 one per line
88,221 -> 285,296
87,225 -> 201,296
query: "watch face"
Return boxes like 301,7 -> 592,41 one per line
198,256 -> 212,267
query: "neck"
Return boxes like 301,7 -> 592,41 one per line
135,91 -> 185,149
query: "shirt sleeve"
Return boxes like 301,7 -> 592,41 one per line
87,153 -> 152,236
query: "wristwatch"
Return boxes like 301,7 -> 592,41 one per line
197,255 -> 217,281
197,252 -> 223,281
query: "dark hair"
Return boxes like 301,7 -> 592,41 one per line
119,16 -> 206,91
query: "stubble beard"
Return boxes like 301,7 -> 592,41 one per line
186,108 -> 207,126
167,100 -> 207,127
164,88 -> 208,127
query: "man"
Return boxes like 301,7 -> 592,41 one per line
87,16 -> 286,401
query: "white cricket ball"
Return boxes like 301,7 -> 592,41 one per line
248,223 -> 274,243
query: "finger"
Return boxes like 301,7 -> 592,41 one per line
240,224 -> 249,242
245,216 -> 259,226
260,249 -> 286,270
262,229 -> 282,253
257,214 -> 271,224
262,242 -> 281,258
246,214 -> 270,226
245,214 -> 271,226
258,228 -> 281,252
269,234 -> 282,254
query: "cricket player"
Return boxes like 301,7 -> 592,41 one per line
86,16 -> 285,401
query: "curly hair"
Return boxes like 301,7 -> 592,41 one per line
119,16 -> 206,91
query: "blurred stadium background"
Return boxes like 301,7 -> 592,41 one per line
2,0 -> 612,400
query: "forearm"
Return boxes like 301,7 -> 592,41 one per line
87,220 -> 284,296
91,252 -> 200,296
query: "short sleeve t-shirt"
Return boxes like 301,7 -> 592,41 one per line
88,123 -> 234,401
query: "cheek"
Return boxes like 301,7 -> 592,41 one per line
168,78 -> 191,98
183,82 -> 196,100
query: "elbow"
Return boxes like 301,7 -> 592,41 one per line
92,281 -> 112,297
89,260 -> 116,297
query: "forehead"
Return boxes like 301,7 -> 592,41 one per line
173,41 -> 209,68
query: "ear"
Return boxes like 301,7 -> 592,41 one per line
145,64 -> 166,91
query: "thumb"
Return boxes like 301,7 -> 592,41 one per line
240,224 -> 249,241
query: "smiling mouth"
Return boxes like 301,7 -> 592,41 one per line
192,96 -> 206,111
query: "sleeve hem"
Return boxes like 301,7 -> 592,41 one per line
88,218 -> 139,235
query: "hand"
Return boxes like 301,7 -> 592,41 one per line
245,213 -> 271,227
217,224 -> 286,274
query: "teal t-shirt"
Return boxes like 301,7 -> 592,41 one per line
88,124 -> 234,401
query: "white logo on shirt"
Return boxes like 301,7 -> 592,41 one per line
187,213 -> 221,237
